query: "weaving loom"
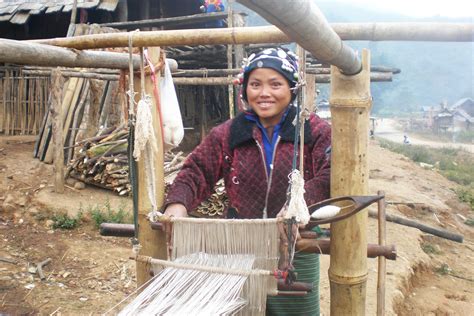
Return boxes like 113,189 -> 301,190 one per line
119,217 -> 284,315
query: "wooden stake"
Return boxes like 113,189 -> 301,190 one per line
376,190 -> 386,316
50,68 -> 65,193
328,49 -> 371,315
134,47 -> 167,287
227,1 -> 235,118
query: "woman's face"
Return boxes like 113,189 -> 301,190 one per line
246,68 -> 292,128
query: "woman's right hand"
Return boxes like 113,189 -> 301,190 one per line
164,203 -> 188,218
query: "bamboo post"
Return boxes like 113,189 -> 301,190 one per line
50,68 -> 65,193
134,47 -> 167,286
67,0 -> 78,37
306,74 -> 317,113
227,1 -> 235,118
377,190 -> 386,315
328,49 -> 371,315
296,45 -> 306,171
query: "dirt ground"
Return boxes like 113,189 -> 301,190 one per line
0,134 -> 473,315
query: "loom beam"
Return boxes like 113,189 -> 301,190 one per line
100,223 -> 397,260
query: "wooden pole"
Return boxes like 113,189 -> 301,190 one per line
305,74 -> 317,112
328,49 -> 372,315
66,0 -> 78,37
0,39 -> 142,69
50,68 -> 65,193
134,47 -> 167,287
376,190 -> 386,316
33,23 -> 474,51
100,12 -> 229,29
171,73 -> 391,85
227,1 -> 235,118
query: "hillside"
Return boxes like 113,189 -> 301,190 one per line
233,0 -> 474,115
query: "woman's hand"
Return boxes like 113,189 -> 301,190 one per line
164,203 -> 188,218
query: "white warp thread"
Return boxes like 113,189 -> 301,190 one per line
285,169 -> 310,225
119,253 -> 254,316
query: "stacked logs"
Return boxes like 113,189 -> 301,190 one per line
67,125 -> 130,195
67,126 -> 188,196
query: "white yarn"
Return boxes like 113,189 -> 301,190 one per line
133,95 -> 159,212
119,253 -> 253,316
285,169 -> 310,225
133,95 -> 157,160
311,205 -> 341,219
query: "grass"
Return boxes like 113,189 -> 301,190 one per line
421,243 -> 441,255
85,199 -> 132,228
435,263 -> 452,275
51,212 -> 83,230
378,138 -> 474,210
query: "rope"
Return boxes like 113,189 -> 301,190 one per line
133,48 -> 158,213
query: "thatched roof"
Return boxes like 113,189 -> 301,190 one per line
0,0 -> 118,24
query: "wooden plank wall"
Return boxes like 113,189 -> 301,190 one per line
0,67 -> 50,135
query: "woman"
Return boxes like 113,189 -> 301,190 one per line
164,48 -> 331,315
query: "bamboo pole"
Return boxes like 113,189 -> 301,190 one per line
134,47 -> 167,287
66,0 -> 78,37
0,39 -> 142,70
32,23 -> 474,51
171,73 -> 391,85
328,49 -> 372,315
100,11 -> 229,29
22,69 -> 120,81
50,68 -> 65,193
227,1 -> 235,118
376,190 -> 386,316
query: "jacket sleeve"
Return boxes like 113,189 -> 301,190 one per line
304,116 -> 331,206
164,126 -> 225,212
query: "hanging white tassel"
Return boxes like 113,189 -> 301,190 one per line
285,169 -> 310,225
311,205 -> 341,219
133,95 -> 157,161
133,94 -> 159,212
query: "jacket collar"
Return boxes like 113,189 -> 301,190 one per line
229,106 -> 312,150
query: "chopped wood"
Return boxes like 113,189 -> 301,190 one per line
67,125 -> 187,196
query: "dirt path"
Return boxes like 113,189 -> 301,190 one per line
375,118 -> 474,153
1,135 -> 473,315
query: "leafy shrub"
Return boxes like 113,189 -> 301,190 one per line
421,243 -> 441,254
88,199 -> 132,228
52,212 -> 82,230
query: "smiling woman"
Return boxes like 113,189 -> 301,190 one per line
164,47 -> 332,315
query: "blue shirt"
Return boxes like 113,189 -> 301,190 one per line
245,108 -> 290,175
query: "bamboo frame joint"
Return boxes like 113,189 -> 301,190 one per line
328,271 -> 369,285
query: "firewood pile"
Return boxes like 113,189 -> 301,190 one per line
67,125 -> 130,195
66,125 -> 187,196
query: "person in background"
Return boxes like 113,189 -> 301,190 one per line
200,0 -> 226,28
164,48 -> 331,315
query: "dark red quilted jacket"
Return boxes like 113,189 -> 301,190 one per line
165,106 -> 331,219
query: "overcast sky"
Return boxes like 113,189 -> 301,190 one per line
333,0 -> 474,17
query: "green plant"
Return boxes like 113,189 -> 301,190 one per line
455,186 -> 474,210
465,218 -> 474,226
435,263 -> 451,275
88,199 -> 132,228
52,212 -> 82,230
421,243 -> 441,255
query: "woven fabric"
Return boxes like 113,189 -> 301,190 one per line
266,253 -> 320,316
